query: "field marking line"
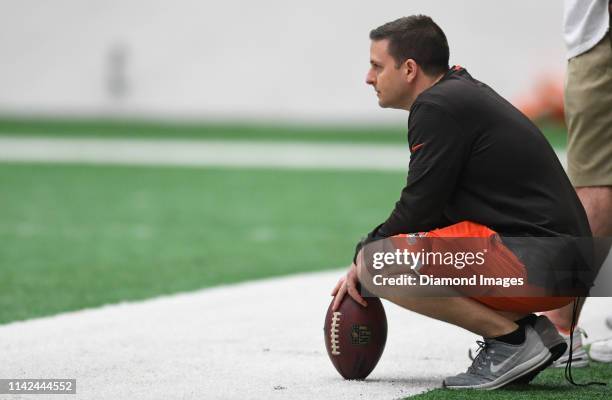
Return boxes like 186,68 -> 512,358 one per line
0,136 -> 567,171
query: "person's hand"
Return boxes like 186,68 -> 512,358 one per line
330,262 -> 367,311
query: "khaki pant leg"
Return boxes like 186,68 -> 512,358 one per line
565,30 -> 612,187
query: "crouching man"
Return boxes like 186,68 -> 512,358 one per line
331,15 -> 593,389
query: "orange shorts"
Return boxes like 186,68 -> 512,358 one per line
394,221 -> 574,313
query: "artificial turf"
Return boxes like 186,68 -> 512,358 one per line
0,117 -> 568,324
0,162 -> 404,324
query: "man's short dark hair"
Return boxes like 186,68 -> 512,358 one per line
369,15 -> 449,77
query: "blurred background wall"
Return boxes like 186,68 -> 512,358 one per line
0,0 -> 566,124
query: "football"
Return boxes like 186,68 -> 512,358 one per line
323,296 -> 387,380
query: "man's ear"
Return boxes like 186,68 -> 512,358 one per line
403,59 -> 418,82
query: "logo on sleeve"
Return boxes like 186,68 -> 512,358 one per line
410,143 -> 425,153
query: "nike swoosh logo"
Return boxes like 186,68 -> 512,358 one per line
411,143 -> 425,152
489,351 -> 522,374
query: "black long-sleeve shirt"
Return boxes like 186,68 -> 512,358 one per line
354,67 -> 591,262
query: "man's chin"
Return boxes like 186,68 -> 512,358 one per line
378,99 -> 403,110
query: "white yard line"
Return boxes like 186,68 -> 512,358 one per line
0,270 -> 610,400
0,136 -> 568,171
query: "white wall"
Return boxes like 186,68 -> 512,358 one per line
0,0 -> 566,123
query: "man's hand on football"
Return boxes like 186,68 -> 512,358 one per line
331,262 -> 367,311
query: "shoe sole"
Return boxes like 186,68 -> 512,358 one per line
553,355 -> 590,368
444,348 -> 551,390
552,347 -> 589,368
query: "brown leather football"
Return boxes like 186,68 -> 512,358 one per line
324,296 -> 387,380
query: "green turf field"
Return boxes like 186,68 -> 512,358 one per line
411,361 -> 612,399
0,162 -> 403,324
0,118 -> 569,324
0,116 -> 568,148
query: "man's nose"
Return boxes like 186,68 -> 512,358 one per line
365,70 -> 375,85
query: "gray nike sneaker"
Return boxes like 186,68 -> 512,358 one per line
444,326 -> 550,390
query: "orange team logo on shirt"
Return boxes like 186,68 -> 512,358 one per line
411,143 -> 425,152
